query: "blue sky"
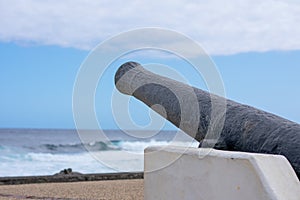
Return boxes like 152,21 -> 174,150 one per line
1,43 -> 299,129
0,1 -> 299,129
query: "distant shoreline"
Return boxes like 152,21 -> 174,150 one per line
0,172 -> 143,185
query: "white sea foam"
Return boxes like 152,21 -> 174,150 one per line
0,139 -> 199,177
0,129 -> 199,177
0,151 -> 114,176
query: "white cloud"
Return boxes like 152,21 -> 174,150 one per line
0,0 -> 300,55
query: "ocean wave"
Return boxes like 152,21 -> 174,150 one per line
0,139 -> 198,177
6,139 -> 199,154
22,141 -> 121,154
0,151 -> 119,176
0,129 -> 199,176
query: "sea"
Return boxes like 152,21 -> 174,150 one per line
0,129 -> 198,177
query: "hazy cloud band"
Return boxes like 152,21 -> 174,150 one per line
0,0 -> 299,55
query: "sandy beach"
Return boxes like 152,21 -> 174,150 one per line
0,179 -> 143,200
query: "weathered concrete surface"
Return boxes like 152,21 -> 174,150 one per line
115,62 -> 300,178
144,146 -> 300,200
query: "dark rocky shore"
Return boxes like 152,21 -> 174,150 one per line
0,170 -> 143,185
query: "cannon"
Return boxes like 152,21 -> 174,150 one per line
115,61 -> 300,179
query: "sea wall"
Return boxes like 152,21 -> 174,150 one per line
144,146 -> 300,200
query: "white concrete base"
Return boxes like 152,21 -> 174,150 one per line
144,146 -> 300,200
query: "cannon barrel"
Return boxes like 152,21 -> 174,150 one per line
115,61 -> 300,178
